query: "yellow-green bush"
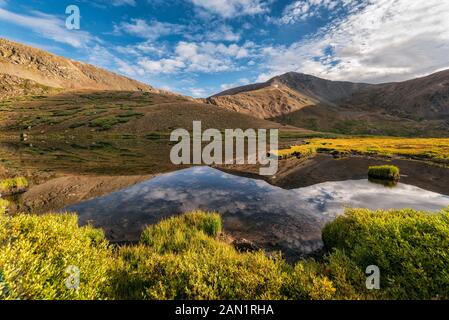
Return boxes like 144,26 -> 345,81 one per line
0,211 -> 336,300
322,207 -> 449,300
112,244 -> 291,300
283,261 -> 336,300
0,199 -> 9,215
0,213 -> 113,300
140,211 -> 222,254
0,177 -> 29,194
2,208 -> 449,300
114,212 -> 295,300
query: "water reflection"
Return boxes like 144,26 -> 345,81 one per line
66,167 -> 449,259
368,177 -> 398,187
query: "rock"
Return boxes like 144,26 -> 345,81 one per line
232,238 -> 260,252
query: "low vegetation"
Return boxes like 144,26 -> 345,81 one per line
274,138 -> 449,162
89,117 -> 123,131
0,177 -> 28,195
0,199 -> 9,215
0,213 -> 113,299
368,165 -> 400,180
274,145 -> 317,160
0,208 -> 448,300
323,208 -> 449,300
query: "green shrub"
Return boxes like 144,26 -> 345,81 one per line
0,213 -> 113,300
322,207 -> 449,299
368,165 -> 400,180
0,177 -> 29,194
89,117 -> 120,130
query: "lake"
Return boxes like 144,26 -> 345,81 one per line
66,166 -> 449,260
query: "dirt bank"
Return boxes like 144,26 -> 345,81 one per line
17,174 -> 155,214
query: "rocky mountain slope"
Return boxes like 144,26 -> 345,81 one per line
0,38 -> 157,99
206,72 -> 371,119
206,82 -> 319,119
343,69 -> 449,120
208,71 -> 449,136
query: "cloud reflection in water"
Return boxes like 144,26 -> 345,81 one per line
66,167 -> 449,259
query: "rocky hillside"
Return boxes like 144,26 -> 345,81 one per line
206,82 -> 319,119
207,71 -> 449,136
343,70 -> 449,120
0,38 -> 157,99
206,72 -> 371,119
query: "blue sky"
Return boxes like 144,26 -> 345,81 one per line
1,0 -> 449,97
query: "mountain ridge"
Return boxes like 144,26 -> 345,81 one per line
206,70 -> 449,136
0,38 -> 160,99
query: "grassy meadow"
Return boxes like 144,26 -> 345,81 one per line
274,137 -> 449,163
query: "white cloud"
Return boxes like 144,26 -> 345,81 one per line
280,0 -> 364,24
220,78 -> 251,90
114,18 -> 185,40
137,41 -> 253,74
190,0 -> 270,18
0,8 -> 93,48
199,25 -> 241,42
115,41 -> 168,58
87,44 -> 145,77
138,58 -> 186,74
188,87 -> 208,97
261,0 -> 449,83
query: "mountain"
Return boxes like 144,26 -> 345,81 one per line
206,81 -> 319,119
0,38 -> 157,99
205,72 -> 371,119
0,38 -> 306,135
207,71 -> 449,136
342,70 -> 449,120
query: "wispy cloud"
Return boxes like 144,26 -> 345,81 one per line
187,24 -> 241,42
220,77 -> 251,91
0,8 -> 93,48
280,0 -> 365,24
189,0 -> 270,18
188,87 -> 208,97
260,0 -> 449,83
111,0 -> 136,6
114,18 -> 186,40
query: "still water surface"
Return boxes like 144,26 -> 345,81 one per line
66,166 -> 449,259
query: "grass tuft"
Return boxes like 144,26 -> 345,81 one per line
368,165 -> 400,180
